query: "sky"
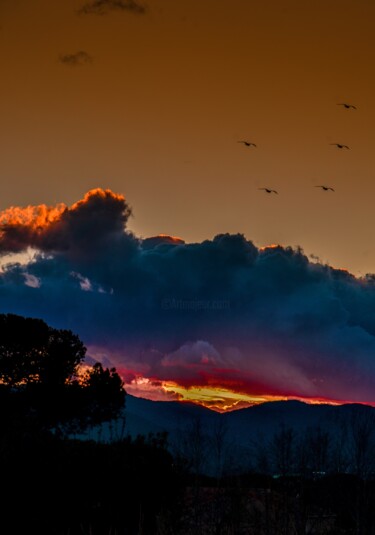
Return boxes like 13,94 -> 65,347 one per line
1,0 -> 375,410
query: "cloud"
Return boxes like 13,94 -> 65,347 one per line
59,51 -> 93,66
78,0 -> 146,15
70,271 -> 93,291
1,188 -> 375,406
23,273 -> 41,288
142,235 -> 185,250
0,188 -> 135,259
162,341 -> 221,368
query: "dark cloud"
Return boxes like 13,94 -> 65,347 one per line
78,0 -> 146,15
142,235 -> 185,250
0,188 -> 135,259
1,189 -> 375,404
59,51 -> 93,66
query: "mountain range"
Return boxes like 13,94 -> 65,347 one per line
82,395 -> 375,475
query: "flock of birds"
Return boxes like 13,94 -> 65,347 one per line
238,102 -> 356,195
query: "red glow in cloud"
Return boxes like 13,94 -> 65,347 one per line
117,339 -> 375,412
123,375 -> 359,412
123,374 -> 375,412
109,335 -> 375,412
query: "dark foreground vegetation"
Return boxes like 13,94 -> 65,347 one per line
4,428 -> 375,534
2,431 -> 179,534
2,313 -> 375,534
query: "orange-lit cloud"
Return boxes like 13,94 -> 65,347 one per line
157,234 -> 185,244
2,189 -> 375,411
0,188 -> 131,255
0,203 -> 66,230
258,244 -> 281,251
70,188 -> 127,211
0,188 -> 127,233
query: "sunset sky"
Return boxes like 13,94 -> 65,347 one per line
1,0 -> 375,410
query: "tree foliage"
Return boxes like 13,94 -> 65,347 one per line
0,313 -> 126,435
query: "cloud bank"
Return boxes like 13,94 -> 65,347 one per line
1,188 -> 375,408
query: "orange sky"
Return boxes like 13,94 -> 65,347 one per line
1,0 -> 375,276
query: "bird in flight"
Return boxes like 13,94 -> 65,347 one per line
337,103 -> 357,110
259,188 -> 278,194
238,141 -> 257,147
330,143 -> 350,149
315,185 -> 335,192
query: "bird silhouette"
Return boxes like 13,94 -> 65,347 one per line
330,143 -> 350,149
315,185 -> 335,192
259,188 -> 278,194
238,141 -> 257,147
337,103 -> 357,110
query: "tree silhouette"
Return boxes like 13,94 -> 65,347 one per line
0,313 -> 126,435
80,361 -> 126,428
0,313 -> 85,386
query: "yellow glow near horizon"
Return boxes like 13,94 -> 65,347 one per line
118,376 -> 375,412
162,383 -> 288,412
160,382 -> 360,412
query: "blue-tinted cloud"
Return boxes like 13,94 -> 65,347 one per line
1,189 -> 375,404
